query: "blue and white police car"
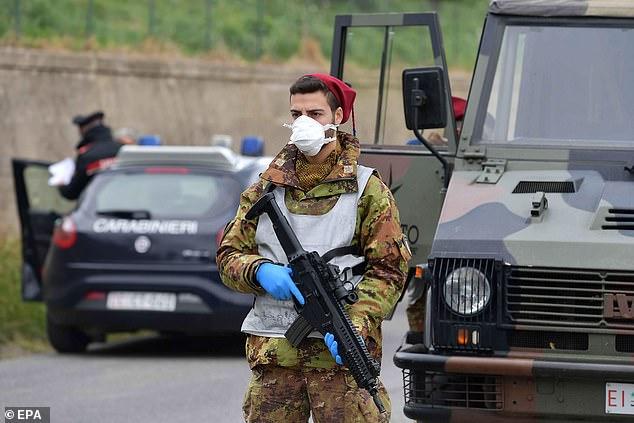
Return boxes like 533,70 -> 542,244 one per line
12,145 -> 270,353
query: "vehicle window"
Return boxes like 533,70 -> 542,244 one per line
477,25 -> 634,147
341,25 -> 447,148
24,166 -> 75,214
84,171 -> 240,219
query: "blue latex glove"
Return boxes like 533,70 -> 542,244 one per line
256,263 -> 305,304
324,332 -> 343,365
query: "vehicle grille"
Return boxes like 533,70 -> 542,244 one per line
508,330 -> 588,350
602,209 -> 634,230
403,369 -> 503,410
616,335 -> 634,353
512,181 -> 575,194
505,266 -> 634,331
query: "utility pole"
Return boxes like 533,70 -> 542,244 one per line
85,0 -> 94,37
148,0 -> 156,36
255,0 -> 263,59
13,0 -> 21,37
205,0 -> 213,50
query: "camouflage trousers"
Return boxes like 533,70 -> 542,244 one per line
242,364 -> 391,422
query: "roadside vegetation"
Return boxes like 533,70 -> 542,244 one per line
0,238 -> 50,358
0,238 -> 153,357
0,0 -> 488,70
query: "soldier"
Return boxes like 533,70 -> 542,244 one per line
58,111 -> 122,200
425,96 -> 467,146
216,73 -> 410,422
452,96 -> 466,135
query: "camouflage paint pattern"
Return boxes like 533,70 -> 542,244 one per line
217,131 -> 409,416
393,3 -> 634,422
489,0 -> 634,18
432,167 -> 634,269
395,347 -> 634,422
242,364 -> 390,422
405,166 -> 634,421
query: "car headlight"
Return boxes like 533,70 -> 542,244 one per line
443,267 -> 491,315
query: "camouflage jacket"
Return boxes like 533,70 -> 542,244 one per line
217,132 -> 411,369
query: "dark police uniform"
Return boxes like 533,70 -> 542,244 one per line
59,112 -> 122,200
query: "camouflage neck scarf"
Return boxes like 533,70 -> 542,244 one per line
295,142 -> 340,192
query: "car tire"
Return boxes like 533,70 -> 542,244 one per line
46,313 -> 90,353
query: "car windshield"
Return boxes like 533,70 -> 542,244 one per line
84,169 -> 240,219
476,24 -> 634,147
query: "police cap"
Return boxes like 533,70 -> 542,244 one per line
72,111 -> 104,128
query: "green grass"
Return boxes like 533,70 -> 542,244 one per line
0,238 -> 50,357
0,237 -> 169,358
0,238 -> 154,358
0,0 -> 489,70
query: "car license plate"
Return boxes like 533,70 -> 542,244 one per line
606,383 -> 634,415
106,292 -> 176,312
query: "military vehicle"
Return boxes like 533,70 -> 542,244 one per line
330,1 -> 634,422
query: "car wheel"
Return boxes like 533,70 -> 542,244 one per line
46,313 -> 90,353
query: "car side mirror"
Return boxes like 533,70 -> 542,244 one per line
402,67 -> 447,130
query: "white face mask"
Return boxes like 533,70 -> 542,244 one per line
283,115 -> 337,157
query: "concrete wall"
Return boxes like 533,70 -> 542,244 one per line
0,47 -> 470,236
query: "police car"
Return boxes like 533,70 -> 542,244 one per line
12,145 -> 270,353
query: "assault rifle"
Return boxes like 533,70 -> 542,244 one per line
246,191 -> 385,413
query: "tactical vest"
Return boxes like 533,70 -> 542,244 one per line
241,165 -> 374,338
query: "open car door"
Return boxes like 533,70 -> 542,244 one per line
12,159 -> 75,301
330,13 -> 457,267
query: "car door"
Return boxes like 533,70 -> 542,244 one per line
330,13 -> 458,266
12,159 -> 75,300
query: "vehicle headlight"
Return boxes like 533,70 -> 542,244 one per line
443,267 -> 491,316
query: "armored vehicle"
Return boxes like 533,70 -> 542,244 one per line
329,1 -> 634,421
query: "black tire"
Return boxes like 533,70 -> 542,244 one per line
46,313 -> 90,353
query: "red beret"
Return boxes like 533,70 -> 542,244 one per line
452,96 -> 467,121
307,73 -> 356,124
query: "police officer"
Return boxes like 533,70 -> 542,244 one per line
58,111 -> 121,200
217,74 -> 410,422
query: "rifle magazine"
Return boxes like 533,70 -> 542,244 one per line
284,314 -> 313,347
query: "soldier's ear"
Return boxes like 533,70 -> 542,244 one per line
334,107 -> 343,125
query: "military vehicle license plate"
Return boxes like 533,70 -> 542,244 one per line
606,383 -> 634,415
106,292 -> 176,312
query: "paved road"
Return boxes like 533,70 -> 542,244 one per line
0,304 -> 414,422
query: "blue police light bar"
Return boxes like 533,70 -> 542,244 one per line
241,136 -> 264,157
138,135 -> 162,146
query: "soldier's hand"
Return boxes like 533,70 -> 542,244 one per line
324,332 -> 343,365
256,263 -> 305,304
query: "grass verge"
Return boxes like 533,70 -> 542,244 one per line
0,238 -> 50,359
0,238 -> 162,358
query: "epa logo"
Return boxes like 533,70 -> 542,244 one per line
4,407 -> 49,422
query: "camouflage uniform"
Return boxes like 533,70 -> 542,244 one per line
217,132 -> 410,422
406,292 -> 426,333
